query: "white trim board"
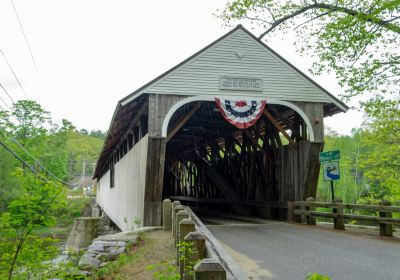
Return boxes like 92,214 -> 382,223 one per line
161,95 -> 315,142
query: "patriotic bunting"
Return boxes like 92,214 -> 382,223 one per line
215,98 -> 266,129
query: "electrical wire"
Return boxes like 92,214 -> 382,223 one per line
0,138 -> 43,177
9,0 -> 48,100
0,48 -> 29,99
10,135 -> 81,187
0,82 -> 15,104
0,131 -> 81,187
0,95 -> 11,109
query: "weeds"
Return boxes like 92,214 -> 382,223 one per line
146,261 -> 179,280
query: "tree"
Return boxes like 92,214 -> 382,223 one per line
219,0 -> 400,101
359,97 -> 400,203
0,169 -> 65,279
9,100 -> 50,143
89,129 -> 106,139
79,128 -> 88,136
60,119 -> 76,132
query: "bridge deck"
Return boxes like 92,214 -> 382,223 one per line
204,218 -> 400,280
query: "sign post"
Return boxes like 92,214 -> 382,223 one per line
319,150 -> 341,201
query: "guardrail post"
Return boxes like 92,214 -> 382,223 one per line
184,232 -> 207,280
300,201 -> 307,224
287,201 -> 294,222
305,197 -> 316,225
163,199 -> 172,231
194,258 -> 227,280
175,210 -> 190,245
333,199 -> 345,230
172,204 -> 184,237
178,219 -> 196,278
185,231 -> 206,261
379,200 -> 393,237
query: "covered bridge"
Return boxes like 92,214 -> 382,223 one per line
94,25 -> 348,230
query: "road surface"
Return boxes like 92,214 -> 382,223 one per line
204,217 -> 400,280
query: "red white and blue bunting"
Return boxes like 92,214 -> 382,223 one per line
215,98 -> 266,129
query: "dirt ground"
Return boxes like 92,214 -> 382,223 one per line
104,229 -> 177,280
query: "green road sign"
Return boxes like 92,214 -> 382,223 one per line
319,150 -> 340,163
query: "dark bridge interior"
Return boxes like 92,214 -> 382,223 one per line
162,101 -> 321,219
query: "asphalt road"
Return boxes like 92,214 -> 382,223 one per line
205,218 -> 400,280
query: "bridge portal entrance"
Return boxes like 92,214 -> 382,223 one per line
162,99 -> 322,219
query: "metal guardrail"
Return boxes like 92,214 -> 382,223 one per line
288,198 -> 400,237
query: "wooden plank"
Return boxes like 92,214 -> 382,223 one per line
292,102 -> 324,142
303,142 -> 323,199
167,102 -> 202,142
294,201 -> 400,213
195,157 -> 241,200
112,99 -> 149,156
143,137 -> 166,226
263,109 -> 294,144
294,210 -> 400,225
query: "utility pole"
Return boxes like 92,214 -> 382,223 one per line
82,157 -> 86,192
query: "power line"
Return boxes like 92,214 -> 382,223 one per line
9,0 -> 48,100
0,82 -> 15,103
0,95 -> 11,109
11,136 -> 80,187
0,48 -> 29,99
0,138 -> 42,176
0,131 -> 80,187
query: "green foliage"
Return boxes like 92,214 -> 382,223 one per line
306,272 -> 331,280
65,130 -> 103,178
95,252 -> 133,279
9,100 -> 50,142
0,170 -> 65,279
146,241 -> 197,280
134,217 -> 143,230
0,100 -> 104,278
31,252 -> 89,280
0,100 -> 104,209
318,101 -> 399,205
53,195 -> 91,228
177,241 -> 198,277
219,0 -> 400,101
359,98 -> 400,203
146,261 -> 180,280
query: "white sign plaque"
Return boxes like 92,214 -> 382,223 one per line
219,77 -> 263,91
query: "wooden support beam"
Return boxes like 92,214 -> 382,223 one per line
271,107 -> 295,128
263,109 -> 294,144
167,102 -> 202,142
112,99 -> 149,155
194,153 -> 241,200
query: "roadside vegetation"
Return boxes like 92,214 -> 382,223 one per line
317,109 -> 399,206
0,100 -> 103,279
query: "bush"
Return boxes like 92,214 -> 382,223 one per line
306,273 -> 331,280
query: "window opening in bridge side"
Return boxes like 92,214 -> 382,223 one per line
110,163 -> 115,188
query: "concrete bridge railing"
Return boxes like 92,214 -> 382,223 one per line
163,199 -> 247,280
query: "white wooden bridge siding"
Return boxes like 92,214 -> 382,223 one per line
97,135 -> 148,231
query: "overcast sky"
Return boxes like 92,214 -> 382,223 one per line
0,0 -> 362,135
